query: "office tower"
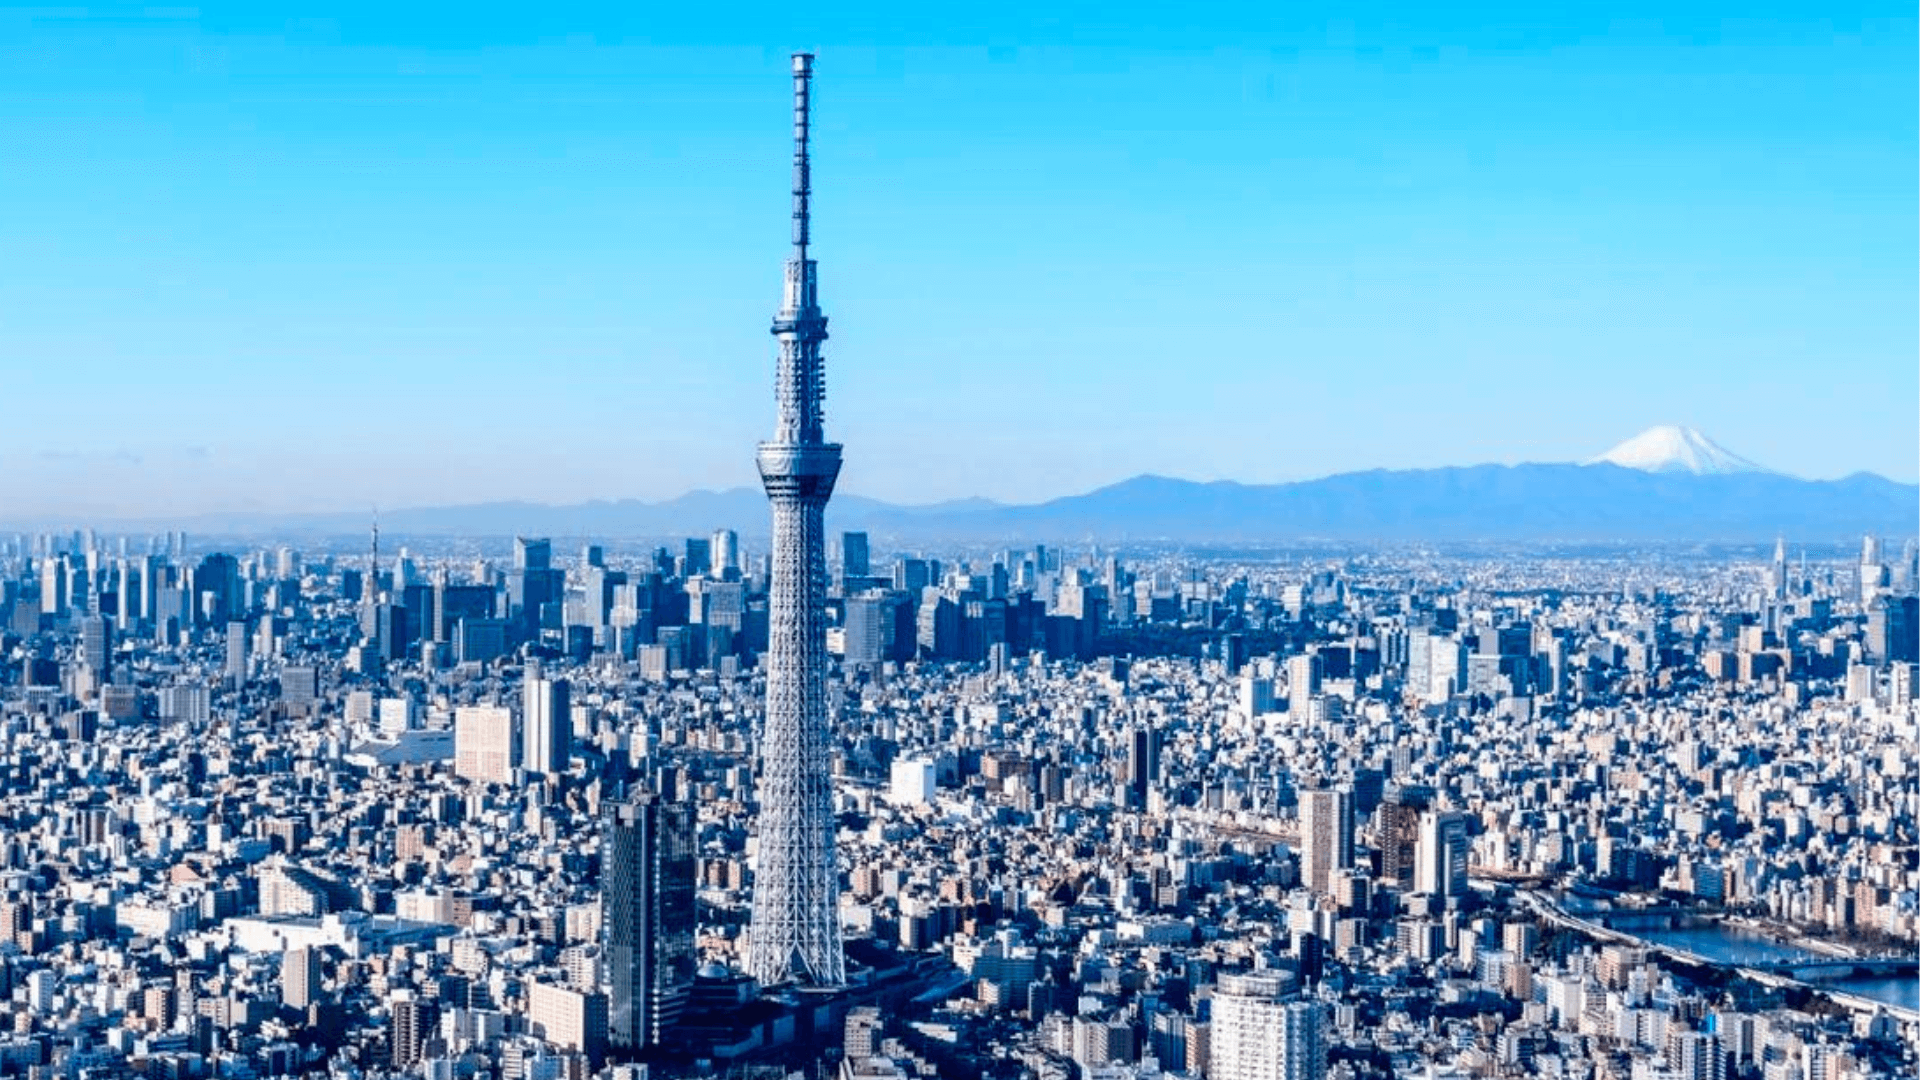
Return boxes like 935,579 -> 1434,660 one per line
1287,653 -> 1322,716
1299,787 -> 1354,895
282,947 -> 322,1009
1416,809 -> 1471,898
510,537 -> 561,641
1861,534 -> 1887,603
389,990 -> 439,1067
894,557 -> 931,592
436,584 -> 495,644
675,537 -> 709,578
1866,596 -> 1919,666
746,52 -> 846,988
1125,723 -> 1159,809
454,617 -> 510,665
604,793 -> 696,1053
1210,974 -> 1326,1080
710,529 -> 739,576
840,530 -> 870,587
39,555 -> 67,616
225,619 -> 249,683
280,666 -> 318,710
516,537 -> 552,572
374,603 -> 408,664
843,592 -> 886,667
79,614 -> 110,676
1238,674 -> 1276,718
454,705 -> 517,784
524,672 -> 572,776
1220,632 -> 1248,674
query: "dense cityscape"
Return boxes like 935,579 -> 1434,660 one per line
0,523 -> 1915,1080
3,42 -> 1916,1080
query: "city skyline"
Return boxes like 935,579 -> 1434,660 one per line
1,6 -> 1914,518
1,7 -> 1916,1080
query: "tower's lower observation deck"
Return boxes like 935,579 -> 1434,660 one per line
755,443 -> 842,500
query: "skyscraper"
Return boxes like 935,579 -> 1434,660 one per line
1125,723 -> 1159,810
225,619 -> 249,684
1416,809 -> 1472,898
1376,784 -> 1433,889
711,529 -> 740,577
1288,652 -> 1323,717
79,613 -> 111,677
604,793 -> 696,1054
840,530 -> 870,589
523,670 -> 572,776
746,52 -> 846,988
1299,787 -> 1354,895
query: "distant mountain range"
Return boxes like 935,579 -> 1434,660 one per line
25,427 -> 1908,544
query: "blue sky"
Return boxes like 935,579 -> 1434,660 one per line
0,4 -> 1913,519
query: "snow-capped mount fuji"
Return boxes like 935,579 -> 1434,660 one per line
1587,425 -> 1775,476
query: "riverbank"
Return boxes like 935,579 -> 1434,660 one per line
1524,891 -> 1920,1022
1724,913 -> 1888,961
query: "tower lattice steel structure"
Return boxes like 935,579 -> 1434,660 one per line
746,51 -> 845,988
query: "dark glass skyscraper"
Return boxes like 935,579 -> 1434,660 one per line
604,793 -> 696,1054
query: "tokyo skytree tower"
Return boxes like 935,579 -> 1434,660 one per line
745,52 -> 845,988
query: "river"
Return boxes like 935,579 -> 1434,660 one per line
1634,924 -> 1919,1013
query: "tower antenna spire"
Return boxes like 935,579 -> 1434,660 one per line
791,51 -> 813,261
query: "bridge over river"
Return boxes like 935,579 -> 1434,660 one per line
1747,956 -> 1918,982
1518,890 -> 1919,1018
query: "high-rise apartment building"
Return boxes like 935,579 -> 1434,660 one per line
528,980 -> 608,1064
1288,653 -> 1322,717
389,990 -> 439,1067
604,793 -> 696,1053
281,947 -> 322,1009
523,671 -> 572,776
1300,787 -> 1354,895
454,705 -> 516,785
1210,974 -> 1326,1080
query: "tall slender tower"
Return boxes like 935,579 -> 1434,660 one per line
361,509 -> 381,642
746,52 -> 845,988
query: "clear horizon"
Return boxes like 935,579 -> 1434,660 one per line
1,5 -> 1914,518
